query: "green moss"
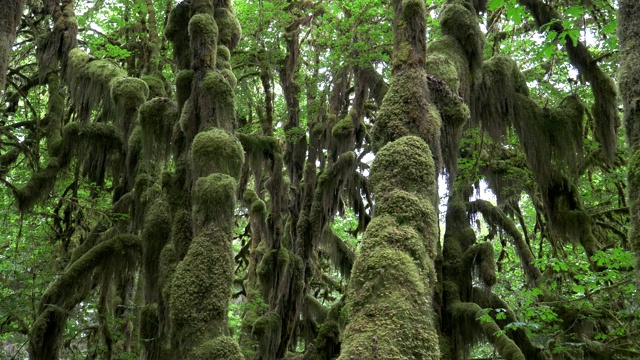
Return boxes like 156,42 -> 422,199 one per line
189,13 -> 218,70
66,48 -> 127,121
169,227 -> 234,355
370,136 -> 436,195
193,336 -> 243,360
158,243 -> 177,303
220,68 -> 237,88
141,75 -> 167,98
139,303 -> 159,341
201,70 -> 236,130
340,249 -> 439,360
142,199 -> 171,301
171,209 -> 193,261
14,157 -> 62,213
190,0 -> 214,16
191,128 -> 244,180
139,97 -> 179,160
473,56 -> 529,141
111,77 -> 149,113
252,311 -> 281,337
438,1 -> 484,73
426,35 -> 470,98
257,248 -> 290,287
176,70 -> 194,111
332,113 -> 355,139
372,68 -> 440,167
214,8 -> 242,50
192,173 -> 237,231
165,2 -> 192,70
217,45 -> 230,62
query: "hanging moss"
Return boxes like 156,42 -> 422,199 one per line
193,336 -> 243,360
192,173 -> 237,231
14,157 -> 62,213
142,199 -> 171,303
141,75 -> 167,98
473,56 -> 529,141
44,74 -> 64,157
214,8 -> 242,51
321,226 -> 355,278
139,97 -> 179,160
426,35 -> 470,98
66,48 -> 126,121
191,129 -> 244,180
257,248 -> 290,289
169,226 -> 234,355
29,234 -> 141,360
449,301 -> 525,360
158,243 -> 178,302
111,77 -> 149,140
439,0 -> 485,76
464,242 -> 497,287
165,2 -> 192,70
252,311 -> 283,359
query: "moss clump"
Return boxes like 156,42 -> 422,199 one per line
201,71 -> 236,131
169,227 -> 234,355
141,75 -> 167,98
473,56 -> 529,141
111,77 -> 149,114
139,97 -> 179,160
192,173 -> 237,231
220,68 -> 237,88
170,209 -> 193,261
189,13 -> 218,71
438,0 -> 485,74
257,248 -> 290,287
370,136 -> 436,195
14,157 -> 62,213
190,0 -> 214,16
190,129 -> 244,180
66,48 -> 126,121
165,2 -> 191,69
426,35 -> 470,99
217,45 -> 230,62
372,68 -> 441,170
176,70 -> 194,111
340,247 -> 439,360
142,199 -> 171,302
332,113 -> 355,139
193,336 -> 243,360
214,8 -> 242,50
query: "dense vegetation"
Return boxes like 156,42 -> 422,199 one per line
0,0 -> 638,359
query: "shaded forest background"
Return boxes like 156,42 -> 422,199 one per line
1,0 -> 639,359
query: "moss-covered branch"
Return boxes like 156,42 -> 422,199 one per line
467,199 -> 541,286
29,234 -> 141,360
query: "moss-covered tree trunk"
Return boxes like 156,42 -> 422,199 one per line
619,0 -> 640,280
0,0 -> 26,92
339,1 -> 440,358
